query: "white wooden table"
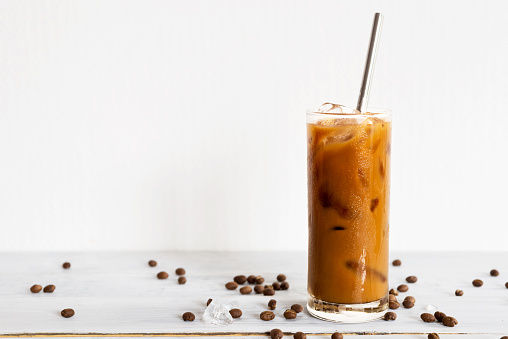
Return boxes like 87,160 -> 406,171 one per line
0,251 -> 507,338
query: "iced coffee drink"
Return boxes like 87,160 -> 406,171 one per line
307,104 -> 391,322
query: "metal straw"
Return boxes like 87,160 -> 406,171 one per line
356,13 -> 384,113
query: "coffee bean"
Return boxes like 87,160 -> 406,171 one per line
284,309 -> 297,319
254,285 -> 264,294
392,259 -> 401,266
30,285 -> 42,293
281,282 -> 290,290
505,282 -> 508,289
455,289 -> 464,296
157,272 -> 169,279
229,308 -> 242,318
272,282 -> 281,290
265,284 -> 274,290
442,316 -> 458,327
260,311 -> 275,321
206,298 -> 212,306
389,301 -> 400,309
277,274 -> 287,282
434,311 -> 446,322
247,275 -> 257,284
240,286 -> 252,294
428,334 -> 439,339
61,308 -> 75,318
62,262 -> 71,269
291,304 -> 303,313
402,300 -> 414,308
182,312 -> 195,321
397,284 -> 408,292
389,288 -> 398,296
421,313 -> 436,323
268,299 -> 277,310
331,332 -> 343,339
472,279 -> 483,287
148,260 -> 157,267
404,296 -> 415,303
294,332 -> 306,339
175,268 -> 186,276
490,269 -> 500,277
384,312 -> 397,321
389,294 -> 397,302
178,277 -> 186,285
43,285 -> 55,293
264,287 -> 275,296
256,276 -> 265,284
500,336 -> 508,339
406,276 -> 417,283
234,275 -> 247,284
270,329 -> 283,339
225,281 -> 238,290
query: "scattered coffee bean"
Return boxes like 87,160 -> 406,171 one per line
260,311 -> 275,321
148,260 -> 157,267
62,262 -> 71,269
175,268 -> 186,276
389,294 -> 397,302
281,281 -> 290,290
229,308 -> 242,318
240,286 -> 252,294
254,285 -> 264,294
61,308 -> 75,318
505,282 -> 508,289
256,276 -> 265,284
455,289 -> 464,296
384,312 -> 397,321
392,259 -> 401,266
30,285 -> 42,293
206,298 -> 212,306
442,316 -> 458,327
500,336 -> 508,339
434,311 -> 446,322
264,287 -> 275,296
406,276 -> 417,283
268,299 -> 277,310
234,275 -> 247,284
225,281 -> 238,290
490,269 -> 500,277
157,272 -> 169,279
389,288 -> 398,296
397,284 -> 408,292
277,274 -> 287,282
178,277 -> 187,285
294,332 -> 306,339
421,313 -> 436,323
43,285 -> 55,293
265,284 -> 274,290
402,300 -> 414,308
270,328 -> 283,339
389,301 -> 400,309
472,279 -> 483,287
331,332 -> 343,339
182,312 -> 195,321
428,334 -> 439,339
272,282 -> 281,290
291,304 -> 303,313
404,296 -> 415,303
247,275 -> 257,284
284,309 -> 297,319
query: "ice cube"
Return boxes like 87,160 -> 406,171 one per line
202,299 -> 233,325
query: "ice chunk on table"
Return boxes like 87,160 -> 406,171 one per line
202,299 -> 234,325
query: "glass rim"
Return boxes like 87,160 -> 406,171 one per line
306,106 -> 392,118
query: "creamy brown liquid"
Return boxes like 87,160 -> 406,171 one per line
307,115 -> 391,304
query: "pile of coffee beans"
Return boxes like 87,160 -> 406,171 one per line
226,273 -> 290,296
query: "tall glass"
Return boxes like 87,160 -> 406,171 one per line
306,106 -> 392,322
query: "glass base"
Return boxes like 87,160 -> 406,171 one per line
307,294 -> 388,323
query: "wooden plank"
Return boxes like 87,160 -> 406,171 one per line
0,252 -> 507,337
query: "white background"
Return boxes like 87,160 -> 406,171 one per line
1,0 -> 507,252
